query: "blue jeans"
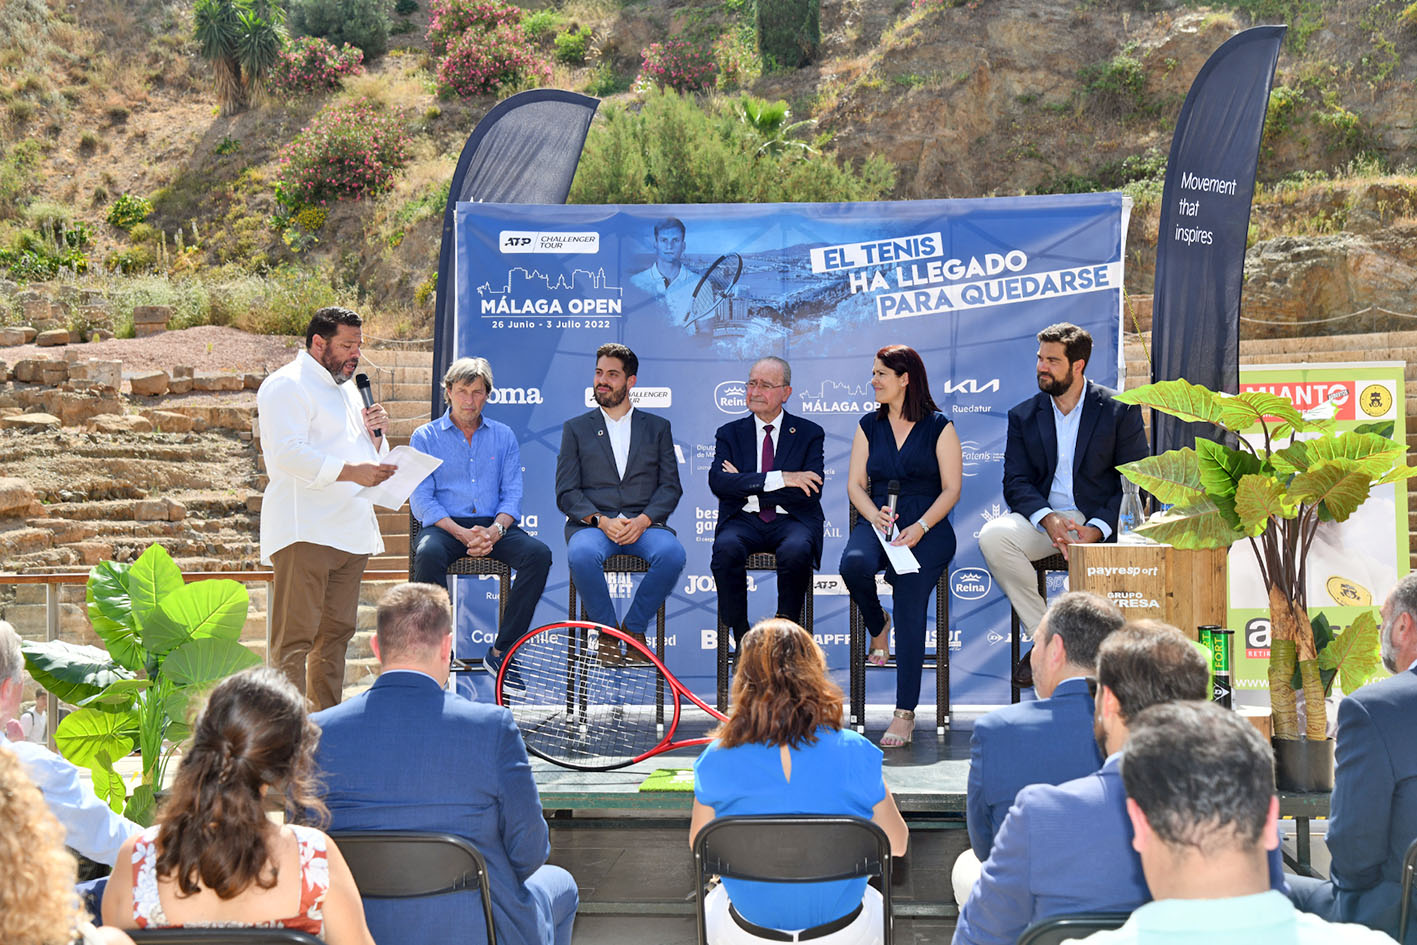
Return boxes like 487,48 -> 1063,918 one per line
566,525 -> 686,635
528,864 -> 580,945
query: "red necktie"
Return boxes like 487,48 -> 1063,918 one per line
760,425 -> 776,522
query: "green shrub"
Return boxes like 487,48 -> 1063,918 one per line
756,0 -> 819,69
1080,50 -> 1149,118
553,25 -> 591,65
106,193 -> 154,230
104,245 -> 157,274
523,8 -> 560,44
585,62 -> 629,96
569,87 -> 894,204
394,0 -> 417,13
390,18 -> 414,33
128,222 -> 161,244
1262,84 -> 1305,158
0,140 -> 42,219
277,99 -> 412,205
290,0 -> 392,59
714,25 -> 762,89
1317,104 -> 1373,154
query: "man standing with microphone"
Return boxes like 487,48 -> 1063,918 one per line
258,306 -> 396,710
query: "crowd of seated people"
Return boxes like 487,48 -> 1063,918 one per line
6,572 -> 1417,945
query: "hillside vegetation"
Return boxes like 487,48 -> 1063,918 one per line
1,0 -> 1415,339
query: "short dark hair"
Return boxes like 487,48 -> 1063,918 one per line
1123,701 -> 1274,854
874,344 -> 939,423
1096,622 -> 1208,722
376,583 -> 452,661
1041,591 -> 1124,671
1037,322 -> 1092,367
596,342 -> 638,378
305,306 -> 362,349
653,217 -> 685,240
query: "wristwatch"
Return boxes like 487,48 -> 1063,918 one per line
588,514 -> 601,527
493,522 -> 507,538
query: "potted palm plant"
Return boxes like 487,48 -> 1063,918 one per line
1112,379 -> 1405,790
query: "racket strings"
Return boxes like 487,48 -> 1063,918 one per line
502,629 -> 666,768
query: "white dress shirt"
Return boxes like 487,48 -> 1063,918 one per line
1028,396 -> 1112,539
743,412 -> 787,516
601,405 -> 634,481
257,350 -> 388,562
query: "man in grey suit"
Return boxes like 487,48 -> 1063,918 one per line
556,343 -> 686,665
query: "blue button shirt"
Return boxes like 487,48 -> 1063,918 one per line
409,411 -> 523,525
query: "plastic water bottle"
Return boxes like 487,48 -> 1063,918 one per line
1117,480 -> 1147,544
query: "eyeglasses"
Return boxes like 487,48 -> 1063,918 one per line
745,380 -> 788,391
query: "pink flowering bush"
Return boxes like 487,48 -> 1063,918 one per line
268,37 -> 365,95
277,99 -> 411,206
435,23 -> 551,98
426,0 -> 520,56
635,41 -> 717,93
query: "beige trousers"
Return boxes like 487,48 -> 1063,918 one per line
977,511 -> 1084,636
269,541 -> 368,711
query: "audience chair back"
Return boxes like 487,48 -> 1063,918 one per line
128,932 -> 325,944
1400,835 -> 1417,945
1015,911 -> 1130,945
693,815 -> 893,945
330,830 -> 497,945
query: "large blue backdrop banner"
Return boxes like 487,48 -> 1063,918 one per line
449,193 -> 1130,707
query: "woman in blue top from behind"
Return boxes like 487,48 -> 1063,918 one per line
691,618 -> 910,945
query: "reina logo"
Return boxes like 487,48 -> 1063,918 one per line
951,567 -> 993,600
714,380 -> 748,414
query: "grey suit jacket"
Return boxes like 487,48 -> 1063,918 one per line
555,407 -> 683,540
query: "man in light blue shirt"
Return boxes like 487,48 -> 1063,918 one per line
410,357 -> 552,681
1076,702 -> 1392,945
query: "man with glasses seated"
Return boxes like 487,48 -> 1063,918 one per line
709,356 -> 825,658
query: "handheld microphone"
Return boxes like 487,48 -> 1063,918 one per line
886,479 -> 900,534
354,373 -> 381,439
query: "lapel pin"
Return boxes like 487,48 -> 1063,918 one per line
597,429 -> 604,436
789,427 -> 796,434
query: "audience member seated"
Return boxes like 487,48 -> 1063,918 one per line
1077,701 -> 1395,945
954,621 -> 1221,945
102,668 -> 374,945
0,745 -> 134,945
1289,573 -> 1417,940
691,617 -> 909,945
956,591 -> 1122,902
312,582 -> 578,945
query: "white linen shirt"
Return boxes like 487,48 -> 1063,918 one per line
257,349 -> 388,563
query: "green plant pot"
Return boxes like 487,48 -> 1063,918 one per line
1272,736 -> 1334,793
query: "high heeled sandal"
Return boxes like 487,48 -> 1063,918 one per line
866,610 -> 892,667
880,708 -> 914,749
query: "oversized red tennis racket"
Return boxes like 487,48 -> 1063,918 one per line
495,621 -> 728,771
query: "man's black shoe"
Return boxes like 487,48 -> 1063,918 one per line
485,646 -> 526,692
1012,648 -> 1035,690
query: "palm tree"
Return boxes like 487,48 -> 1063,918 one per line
193,0 -> 287,112
737,96 -> 818,157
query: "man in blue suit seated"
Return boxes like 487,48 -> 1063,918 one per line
954,621 -> 1287,945
312,583 -> 578,945
709,356 -> 825,654
1076,701 -> 1393,945
953,591 -> 1122,902
1289,573 -> 1417,940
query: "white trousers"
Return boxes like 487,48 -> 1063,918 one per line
977,511 -> 1083,635
704,883 -> 884,945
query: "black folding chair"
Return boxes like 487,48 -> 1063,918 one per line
1010,553 -> 1068,702
1400,835 -> 1417,945
715,551 -> 814,712
693,815 -> 893,945
129,932 -> 323,944
330,830 -> 496,945
1015,911 -> 1130,945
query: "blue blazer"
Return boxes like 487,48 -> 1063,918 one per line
311,672 -> 555,945
1001,380 -> 1148,537
707,411 -> 826,567
1320,667 -> 1417,937
966,677 -> 1103,861
954,754 -> 1289,945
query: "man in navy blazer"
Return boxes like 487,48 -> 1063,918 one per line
708,356 -> 825,650
555,343 -> 686,665
312,583 -> 577,945
1289,574 -> 1417,939
954,592 -> 1122,901
954,622 -> 1273,945
979,323 -> 1148,686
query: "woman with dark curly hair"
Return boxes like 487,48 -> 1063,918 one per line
102,667 -> 373,943
690,618 -> 908,945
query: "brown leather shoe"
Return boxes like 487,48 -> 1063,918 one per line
597,634 -> 626,667
1012,647 -> 1035,690
620,632 -> 654,666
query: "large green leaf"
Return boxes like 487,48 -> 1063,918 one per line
1289,460 -> 1372,523
1319,610 -> 1383,696
1131,495 -> 1246,549
1195,438 -> 1263,528
1217,391 -> 1304,433
21,640 -> 133,705
1233,474 -> 1294,535
144,579 -> 250,655
1113,379 -> 1231,428
1303,432 -> 1407,477
88,752 -> 129,814
128,543 -> 185,639
163,637 -> 261,689
125,783 -> 156,826
1118,449 -> 1203,504
1376,465 -> 1417,487
86,560 -> 145,672
54,707 -> 138,768
75,677 -> 150,707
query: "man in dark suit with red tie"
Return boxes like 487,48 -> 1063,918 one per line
709,356 -> 826,652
